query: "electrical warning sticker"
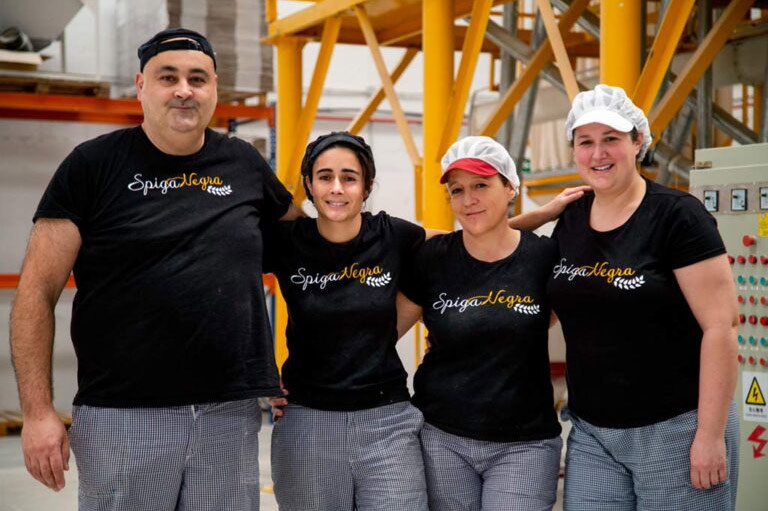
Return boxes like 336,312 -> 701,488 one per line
743,372 -> 768,423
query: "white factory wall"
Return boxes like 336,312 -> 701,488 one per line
0,1 -> 564,411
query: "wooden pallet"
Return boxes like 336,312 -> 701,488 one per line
0,410 -> 72,436
0,74 -> 110,97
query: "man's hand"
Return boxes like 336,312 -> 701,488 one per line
689,431 -> 727,490
270,396 -> 289,421
22,409 -> 70,491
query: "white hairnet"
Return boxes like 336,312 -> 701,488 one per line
440,136 -> 519,194
566,84 -> 652,159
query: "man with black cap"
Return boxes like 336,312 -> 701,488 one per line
9,27 -> 301,510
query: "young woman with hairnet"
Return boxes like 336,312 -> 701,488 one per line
264,132 -> 430,510
521,84 -> 739,510
397,136 -> 566,511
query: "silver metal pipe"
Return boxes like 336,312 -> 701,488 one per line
484,19 -> 577,95
550,0 -> 600,38
509,13 -> 544,167
499,2 -> 518,148
654,140 -> 693,180
696,0 -> 714,148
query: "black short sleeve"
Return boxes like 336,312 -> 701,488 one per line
663,196 -> 726,269
391,217 -> 425,284
398,232 -> 434,305
256,152 -> 293,222
34,147 -> 91,231
262,220 -> 293,274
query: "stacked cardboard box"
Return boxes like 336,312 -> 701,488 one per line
117,0 -> 272,97
116,0 -> 168,91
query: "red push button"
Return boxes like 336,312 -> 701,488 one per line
738,295 -> 745,303
749,255 -> 758,264
761,358 -> 767,367
728,255 -> 735,264
738,354 -> 745,364
737,255 -> 746,264
761,255 -> 768,265
749,315 -> 758,325
761,316 -> 768,326
743,235 -> 756,247
739,314 -> 746,324
749,355 -> 756,365
750,295 -> 757,304
762,296 -> 767,305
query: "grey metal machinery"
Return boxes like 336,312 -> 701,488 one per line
690,144 -> 768,510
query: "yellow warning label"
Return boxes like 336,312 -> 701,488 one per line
759,213 -> 768,237
746,377 -> 767,406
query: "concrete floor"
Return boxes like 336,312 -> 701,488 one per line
0,414 -> 565,511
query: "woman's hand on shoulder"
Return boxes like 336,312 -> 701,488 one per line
508,185 -> 591,230
546,185 -> 591,219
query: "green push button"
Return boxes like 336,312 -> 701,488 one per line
750,336 -> 758,346
749,275 -> 757,284
737,275 -> 746,284
761,337 -> 768,347
738,335 -> 745,344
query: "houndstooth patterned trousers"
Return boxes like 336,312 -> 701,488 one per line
68,398 -> 262,511
564,404 -> 739,511
420,422 -> 562,511
271,400 -> 428,511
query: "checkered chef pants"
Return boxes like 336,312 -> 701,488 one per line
68,398 -> 262,511
420,422 -> 562,511
564,404 -> 739,511
271,400 -> 428,511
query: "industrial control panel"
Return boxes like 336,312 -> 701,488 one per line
690,143 -> 768,511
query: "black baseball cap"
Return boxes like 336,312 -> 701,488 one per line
137,27 -> 217,71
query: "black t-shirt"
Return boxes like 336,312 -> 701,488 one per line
265,212 -> 425,410
548,178 -> 726,428
401,230 -> 562,442
35,126 -> 292,407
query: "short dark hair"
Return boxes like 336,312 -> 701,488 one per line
138,27 -> 217,71
300,132 -> 376,202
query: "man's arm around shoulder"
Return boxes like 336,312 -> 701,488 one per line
10,218 -> 81,491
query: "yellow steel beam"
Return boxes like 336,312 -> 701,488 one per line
347,48 -> 418,134
377,0 -> 476,47
601,0 -> 641,90
523,172 -> 582,187
276,37 -> 304,192
438,0 -> 494,158
268,0 -> 366,39
354,5 -> 422,167
274,35 -> 304,371
632,0 -> 696,113
480,0 -> 590,137
650,0 -> 755,137
286,16 -> 343,204
414,163 -> 424,222
266,0 -> 277,23
423,0 -> 455,230
536,0 -> 580,101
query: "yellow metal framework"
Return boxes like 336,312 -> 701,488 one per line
267,0 -> 762,367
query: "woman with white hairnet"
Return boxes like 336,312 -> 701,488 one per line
543,84 -> 739,510
398,136 -> 565,511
